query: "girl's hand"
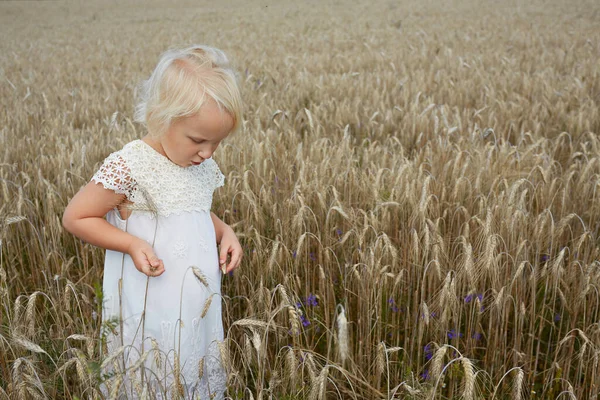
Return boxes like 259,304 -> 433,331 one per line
127,237 -> 165,277
218,226 -> 243,274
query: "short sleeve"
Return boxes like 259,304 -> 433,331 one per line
90,152 -> 136,199
210,159 -> 225,190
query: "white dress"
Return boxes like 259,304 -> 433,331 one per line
91,139 -> 227,399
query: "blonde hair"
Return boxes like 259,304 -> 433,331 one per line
134,45 -> 243,138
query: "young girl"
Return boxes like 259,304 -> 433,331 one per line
62,45 -> 243,399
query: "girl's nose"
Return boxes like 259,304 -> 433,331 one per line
198,148 -> 213,160
198,144 -> 218,159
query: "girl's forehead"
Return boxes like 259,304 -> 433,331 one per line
184,100 -> 234,136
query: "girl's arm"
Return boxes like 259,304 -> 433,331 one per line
210,211 -> 233,243
210,212 -> 242,273
63,182 -> 165,276
63,182 -> 133,253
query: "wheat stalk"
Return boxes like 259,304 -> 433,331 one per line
336,305 -> 349,365
430,345 -> 447,380
101,345 -> 126,370
12,337 -> 48,356
191,267 -> 209,287
285,346 -> 297,388
461,357 -> 475,400
109,375 -> 123,400
201,294 -> 215,318
512,368 -> 524,400
198,356 -> 205,380
25,292 -> 40,338
173,352 -> 184,398
309,365 -> 328,400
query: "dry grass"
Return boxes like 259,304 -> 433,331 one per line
1,0 -> 600,398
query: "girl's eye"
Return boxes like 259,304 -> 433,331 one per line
190,138 -> 204,144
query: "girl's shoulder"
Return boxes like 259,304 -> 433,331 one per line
101,139 -> 164,169
95,139 -> 143,162
90,141 -> 140,198
115,139 -> 147,158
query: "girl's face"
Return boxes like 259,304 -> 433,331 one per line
151,98 -> 234,167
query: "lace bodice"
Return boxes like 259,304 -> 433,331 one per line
91,139 -> 224,217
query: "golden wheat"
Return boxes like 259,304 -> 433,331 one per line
1,0 -> 600,398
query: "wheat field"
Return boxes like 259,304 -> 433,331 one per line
1,0 -> 600,398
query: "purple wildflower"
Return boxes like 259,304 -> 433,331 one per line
472,332 -> 482,341
424,344 -> 433,361
420,369 -> 430,380
388,298 -> 399,312
447,329 -> 463,339
309,252 -> 317,261
465,293 -> 483,304
301,315 -> 310,327
306,294 -> 318,307
554,313 -> 561,322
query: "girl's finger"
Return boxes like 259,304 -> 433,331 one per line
227,252 -> 242,273
145,258 -> 165,277
156,262 -> 165,275
146,264 -> 157,276
219,246 -> 229,266
142,248 -> 161,267
233,248 -> 243,269
149,255 -> 161,267
225,250 -> 236,272
234,250 -> 242,268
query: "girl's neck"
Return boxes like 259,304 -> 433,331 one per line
141,135 -> 167,157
